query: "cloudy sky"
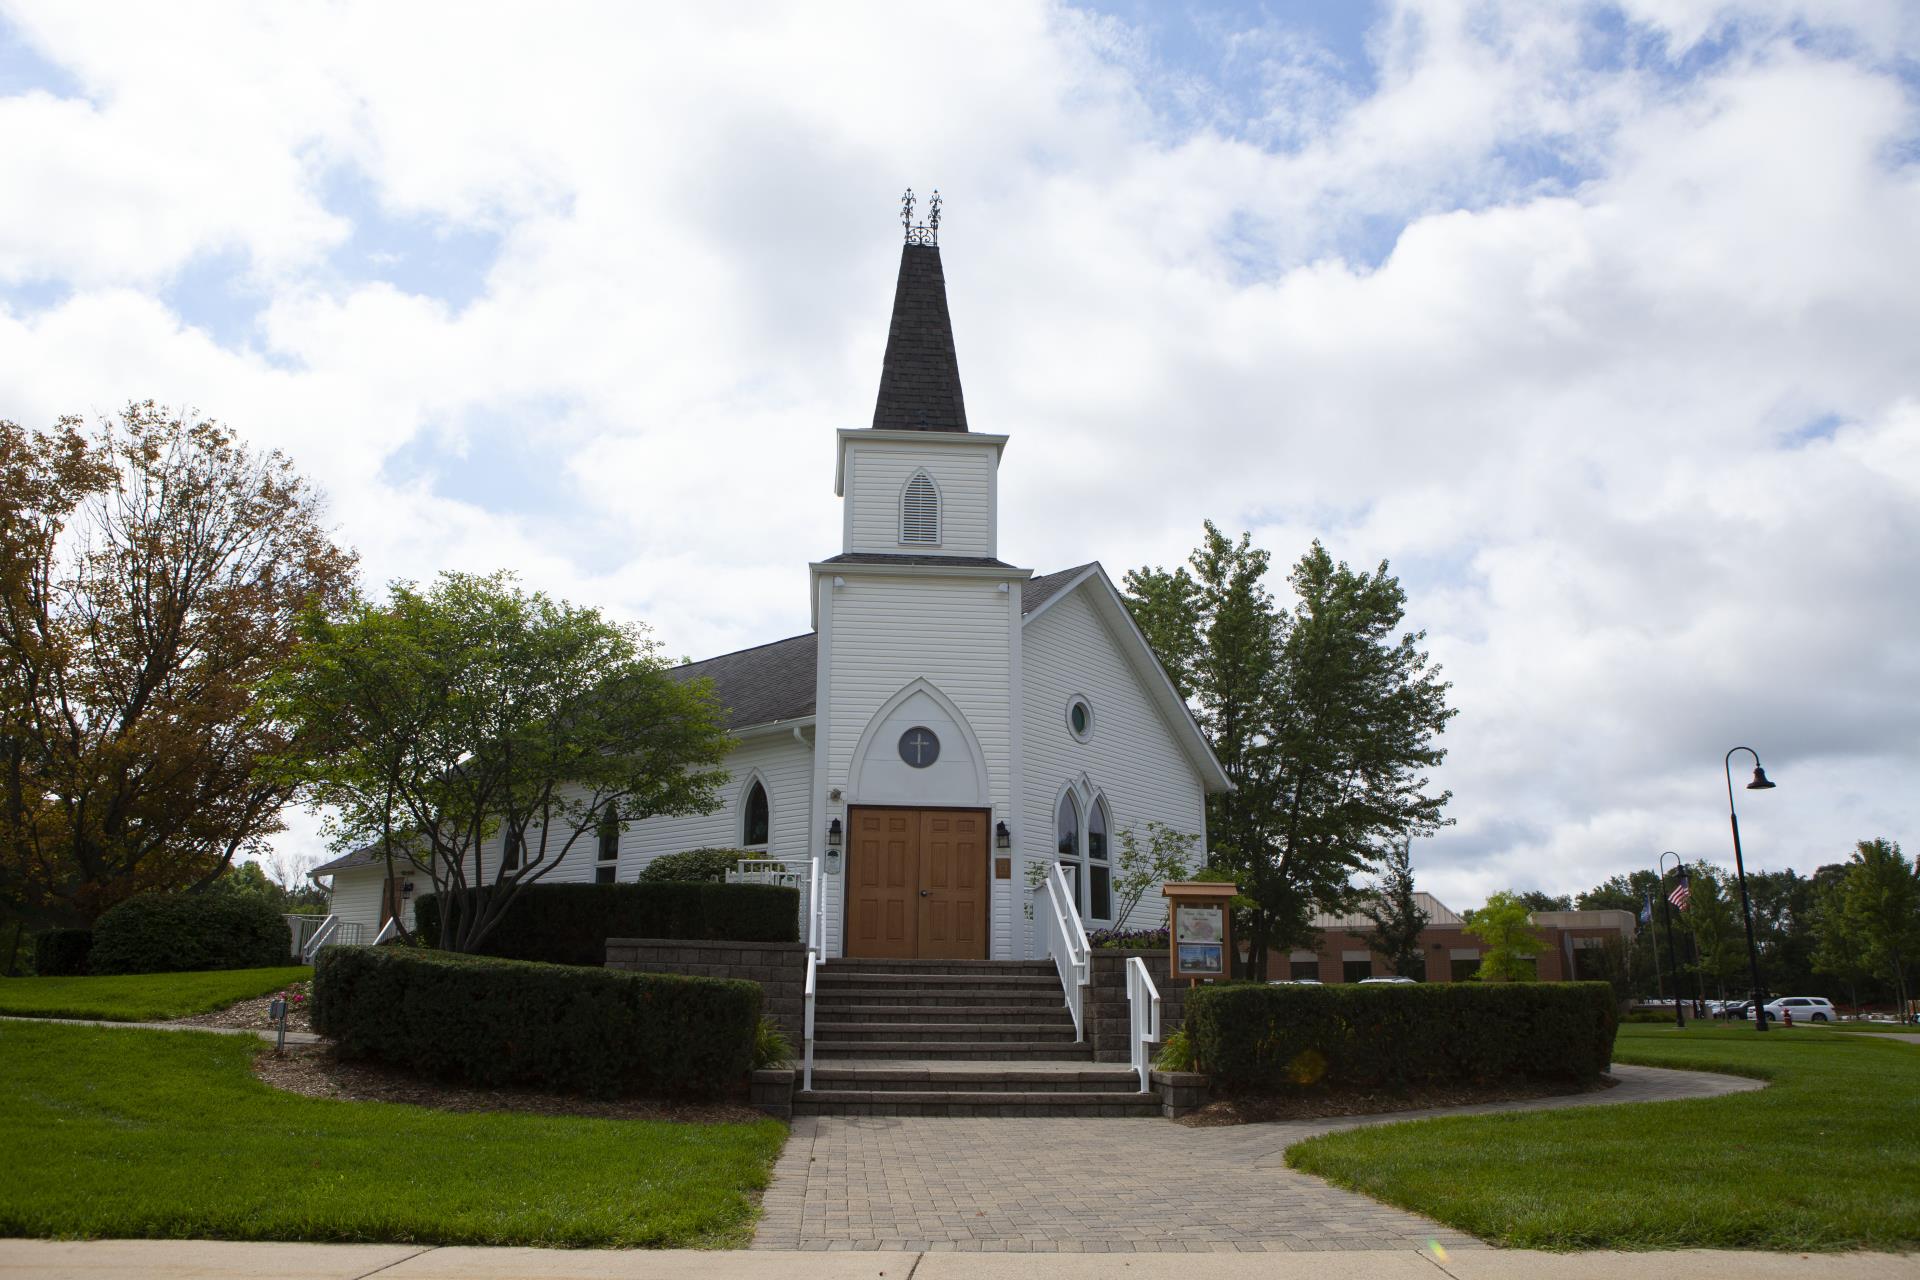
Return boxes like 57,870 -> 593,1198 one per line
3,1 -> 1916,907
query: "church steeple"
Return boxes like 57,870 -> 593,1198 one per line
871,189 -> 968,433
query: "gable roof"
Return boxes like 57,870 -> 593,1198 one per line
1312,892 -> 1465,930
1018,562 -> 1232,794
667,631 -> 817,732
870,243 -> 969,432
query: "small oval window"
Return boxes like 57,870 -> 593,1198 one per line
1068,698 -> 1092,740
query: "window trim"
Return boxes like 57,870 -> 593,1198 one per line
898,469 -> 942,546
740,772 -> 771,849
596,806 -> 621,863
1066,695 -> 1094,742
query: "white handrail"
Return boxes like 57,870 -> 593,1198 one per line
373,917 -> 400,945
802,854 -> 824,1092
300,914 -> 338,963
284,914 -> 327,959
1034,862 -> 1092,1040
1125,954 -> 1161,1093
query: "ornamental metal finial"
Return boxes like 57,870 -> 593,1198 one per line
901,185 -> 941,246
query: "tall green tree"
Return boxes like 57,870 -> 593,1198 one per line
271,571 -> 732,953
1684,864 -> 1746,1001
1358,840 -> 1430,978
1835,838 -> 1920,1018
1810,879 -> 1873,1010
0,405 -> 356,926
1125,527 -> 1455,976
1515,890 -> 1573,912
1464,891 -> 1546,982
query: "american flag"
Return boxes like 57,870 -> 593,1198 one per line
1668,875 -> 1691,911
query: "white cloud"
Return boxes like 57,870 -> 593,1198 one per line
0,0 -> 1915,900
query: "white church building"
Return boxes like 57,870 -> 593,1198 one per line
318,217 -> 1230,963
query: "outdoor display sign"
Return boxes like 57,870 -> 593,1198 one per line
1162,881 -> 1237,983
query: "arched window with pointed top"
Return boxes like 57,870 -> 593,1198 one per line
899,470 -> 940,545
1055,790 -> 1082,906
1088,796 -> 1112,924
742,779 -> 770,847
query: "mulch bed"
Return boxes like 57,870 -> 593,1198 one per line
172,985 -> 314,1034
1174,1074 -> 1619,1127
252,1044 -> 767,1125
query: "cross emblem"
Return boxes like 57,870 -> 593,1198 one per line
898,727 -> 940,768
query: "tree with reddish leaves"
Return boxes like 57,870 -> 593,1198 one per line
0,403 -> 356,927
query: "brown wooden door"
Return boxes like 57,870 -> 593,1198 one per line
845,807 -> 989,959
847,809 -> 918,958
917,810 -> 987,959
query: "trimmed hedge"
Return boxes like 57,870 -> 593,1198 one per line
311,944 -> 760,1097
637,847 -> 752,883
1186,981 -> 1618,1092
34,928 -> 94,976
89,893 -> 290,975
414,880 -> 799,967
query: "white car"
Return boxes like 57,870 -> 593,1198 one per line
1760,996 -> 1836,1023
1358,976 -> 1418,984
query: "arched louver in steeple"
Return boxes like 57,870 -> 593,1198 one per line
900,470 -> 940,545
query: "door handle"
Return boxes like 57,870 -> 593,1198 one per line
919,889 -> 930,897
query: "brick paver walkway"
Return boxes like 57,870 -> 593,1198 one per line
753,1063 -> 1762,1253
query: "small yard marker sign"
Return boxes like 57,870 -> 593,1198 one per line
1163,881 -> 1237,984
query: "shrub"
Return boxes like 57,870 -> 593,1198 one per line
1186,981 -> 1617,1092
89,893 -> 290,975
1154,1027 -> 1195,1072
638,847 -> 752,883
311,944 -> 759,1097
753,1015 -> 793,1069
1090,926 -> 1168,950
34,928 -> 94,976
413,880 -> 799,966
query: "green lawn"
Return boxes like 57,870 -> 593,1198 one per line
0,1020 -> 786,1247
1287,1022 -> 1920,1251
0,966 -> 312,1022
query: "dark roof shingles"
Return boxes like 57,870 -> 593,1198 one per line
667,631 -> 817,731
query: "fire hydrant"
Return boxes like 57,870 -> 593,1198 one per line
1782,1007 -> 1792,1028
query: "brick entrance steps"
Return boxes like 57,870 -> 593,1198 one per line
803,958 -> 1155,1115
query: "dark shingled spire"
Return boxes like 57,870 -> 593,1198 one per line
871,243 -> 969,432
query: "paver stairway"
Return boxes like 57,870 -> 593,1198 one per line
798,958 -> 1159,1117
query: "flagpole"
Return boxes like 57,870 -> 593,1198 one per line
1645,890 -> 1666,1007
1658,852 -> 1686,1029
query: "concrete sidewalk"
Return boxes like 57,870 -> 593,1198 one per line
2,1240 -> 1915,1279
0,1015 -> 320,1046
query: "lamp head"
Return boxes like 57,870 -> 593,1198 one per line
1747,765 -> 1776,791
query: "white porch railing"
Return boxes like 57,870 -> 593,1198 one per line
727,859 -> 803,889
802,855 -> 823,1092
284,914 -> 327,959
1125,954 -> 1161,1093
373,917 -> 400,945
299,916 -> 369,962
1034,862 -> 1091,1041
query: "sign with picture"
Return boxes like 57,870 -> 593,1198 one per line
1162,881 -> 1237,982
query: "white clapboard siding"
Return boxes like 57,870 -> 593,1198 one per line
323,732 -> 814,935
1020,584 -> 1206,943
843,438 -> 996,557
821,571 -> 1015,955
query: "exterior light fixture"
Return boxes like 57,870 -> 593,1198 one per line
401,881 -> 414,898
826,818 -> 843,848
995,821 -> 1011,850
1747,765 -> 1775,790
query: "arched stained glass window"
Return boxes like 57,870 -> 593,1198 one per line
1088,797 -> 1111,923
1055,791 -> 1082,904
743,780 -> 770,847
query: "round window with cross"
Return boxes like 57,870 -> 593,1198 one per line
897,726 -> 941,768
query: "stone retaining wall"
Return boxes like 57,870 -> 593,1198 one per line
604,938 -> 808,1043
1087,949 -> 1192,1064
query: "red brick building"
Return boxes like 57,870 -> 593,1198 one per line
1268,893 -> 1636,983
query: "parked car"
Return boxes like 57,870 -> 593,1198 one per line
1268,978 -> 1324,985
1358,976 -> 1417,984
1763,996 -> 1836,1023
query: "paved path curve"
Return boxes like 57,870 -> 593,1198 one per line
0,1014 -> 319,1045
752,1063 -> 1763,1254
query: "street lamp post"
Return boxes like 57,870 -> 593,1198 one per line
1724,746 -> 1777,1032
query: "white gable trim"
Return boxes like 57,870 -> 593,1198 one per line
1022,564 -> 1232,794
846,677 -> 992,808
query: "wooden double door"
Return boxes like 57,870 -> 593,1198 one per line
844,807 -> 990,959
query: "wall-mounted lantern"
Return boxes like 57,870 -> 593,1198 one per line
995,821 -> 1011,850
401,881 -> 415,898
826,818 -> 843,848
